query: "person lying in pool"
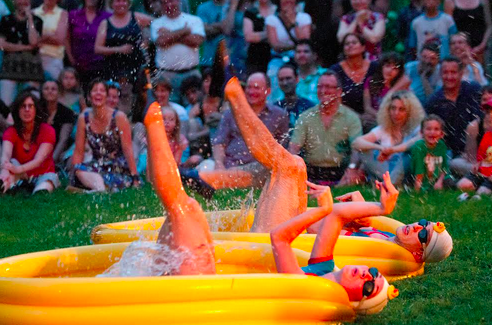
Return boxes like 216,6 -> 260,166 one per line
307,188 -> 453,264
144,102 -> 215,275
271,172 -> 399,314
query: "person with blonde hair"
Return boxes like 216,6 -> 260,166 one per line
352,90 -> 425,185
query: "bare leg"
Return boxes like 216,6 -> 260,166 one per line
33,180 -> 55,193
144,102 -> 215,275
199,169 -> 254,189
75,170 -> 106,192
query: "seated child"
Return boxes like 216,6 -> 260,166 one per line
411,114 -> 454,192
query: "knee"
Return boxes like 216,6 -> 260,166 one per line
476,186 -> 492,195
457,178 -> 475,191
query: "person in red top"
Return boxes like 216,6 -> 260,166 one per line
0,92 -> 60,194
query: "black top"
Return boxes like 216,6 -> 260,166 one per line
244,7 -> 271,73
51,103 -> 76,145
453,4 -> 486,48
330,61 -> 378,115
0,14 -> 43,54
425,81 -> 483,156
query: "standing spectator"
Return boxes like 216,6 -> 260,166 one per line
330,33 -> 377,115
196,0 -> 226,68
40,80 -> 76,163
243,0 -> 276,74
294,40 -> 326,105
265,0 -> 311,102
408,0 -> 457,61
222,0 -> 248,79
289,71 -> 362,185
449,32 -> 488,86
362,52 -> 408,132
397,0 -> 423,61
336,0 -> 385,61
66,0 -> 111,90
444,0 -> 492,63
405,43 -> 441,106
33,0 -> 68,81
426,57 -> 482,171
95,0 -> 153,85
353,90 -> 424,185
150,0 -> 205,103
275,63 -> 314,130
0,0 -> 44,106
0,0 -> 10,69
0,92 -> 60,194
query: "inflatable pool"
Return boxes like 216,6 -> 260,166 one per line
91,213 -> 424,281
0,241 -> 355,324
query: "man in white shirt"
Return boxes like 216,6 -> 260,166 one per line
150,0 -> 205,103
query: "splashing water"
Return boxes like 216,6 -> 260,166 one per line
98,241 -> 192,277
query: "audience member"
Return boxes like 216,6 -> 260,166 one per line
265,0 -> 311,102
94,0 -> 152,85
163,106 -> 189,164
67,0 -> 111,90
276,64 -> 314,130
362,52 -> 408,132
0,0 -> 44,106
294,39 -> 326,105
405,43 -> 441,106
106,80 -> 121,109
408,0 -> 457,60
337,0 -> 385,61
289,71 -> 362,185
40,80 -> 76,163
151,0 -> 204,103
411,114 -> 454,192
397,0 -> 423,61
330,33 -> 377,115
243,0 -> 276,74
425,57 -> 482,172
222,0 -> 248,79
1,92 -> 60,193
58,67 -> 86,114
33,0 -> 68,80
353,90 -> 424,185
197,0 -> 226,68
71,78 -> 139,192
180,75 -> 203,112
449,32 -> 488,86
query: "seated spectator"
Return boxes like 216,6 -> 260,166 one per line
405,43 -> 441,106
242,0 -> 276,74
106,81 -> 121,110
163,107 -> 188,165
289,71 -> 362,185
353,90 -> 424,185
58,67 -> 86,114
362,52 -> 409,132
294,40 -> 326,105
425,56 -> 482,175
453,86 -> 492,176
411,114 -> 454,192
0,92 -> 60,194
180,75 -> 203,112
449,32 -> 488,86
276,63 -> 314,130
40,80 -> 76,164
71,79 -> 140,192
330,33 -> 377,116
336,0 -> 385,61
408,0 -> 457,61
265,0 -> 311,102
0,98 -> 10,140
33,0 -> 68,81
0,0 -> 44,106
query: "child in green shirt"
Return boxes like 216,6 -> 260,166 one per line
411,115 -> 454,192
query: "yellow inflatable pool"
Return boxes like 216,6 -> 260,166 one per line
91,211 -> 424,281
0,241 -> 355,325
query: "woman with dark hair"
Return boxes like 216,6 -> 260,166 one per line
330,33 -> 377,115
71,78 -> 140,192
40,80 -> 76,163
362,52 -> 408,132
0,92 -> 60,193
66,0 -> 111,90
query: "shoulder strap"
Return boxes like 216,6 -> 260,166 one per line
277,14 -> 298,45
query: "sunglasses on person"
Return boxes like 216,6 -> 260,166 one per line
362,267 -> 380,297
418,219 -> 430,246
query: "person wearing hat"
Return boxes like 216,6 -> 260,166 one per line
271,172 -> 399,315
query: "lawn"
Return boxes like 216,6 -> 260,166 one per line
1,184 -> 491,324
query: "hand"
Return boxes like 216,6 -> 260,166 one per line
337,168 -> 366,187
356,10 -> 369,24
3,162 -> 22,174
376,171 -> 399,215
119,44 -> 134,54
0,169 -> 13,193
335,190 -> 365,202
377,151 -> 390,162
433,180 -> 443,190
306,180 -> 333,212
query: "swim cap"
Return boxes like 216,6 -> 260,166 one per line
423,222 -> 453,263
350,277 -> 399,315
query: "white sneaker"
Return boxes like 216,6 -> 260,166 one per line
457,193 -> 469,202
471,194 -> 482,201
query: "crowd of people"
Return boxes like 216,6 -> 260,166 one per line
0,0 -> 492,200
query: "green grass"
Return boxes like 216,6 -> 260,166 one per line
1,185 -> 491,324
